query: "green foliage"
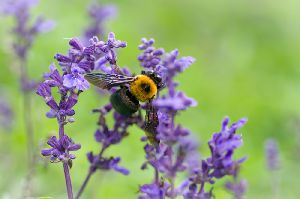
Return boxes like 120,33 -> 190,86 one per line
0,0 -> 300,198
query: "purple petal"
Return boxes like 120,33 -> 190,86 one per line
113,166 -> 129,175
87,152 -> 94,163
69,38 -> 83,50
46,109 -> 57,118
68,144 -> 81,151
41,148 -> 53,156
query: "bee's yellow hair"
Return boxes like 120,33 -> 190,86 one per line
130,75 -> 157,102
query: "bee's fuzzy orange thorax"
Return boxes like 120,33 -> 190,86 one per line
130,75 -> 157,102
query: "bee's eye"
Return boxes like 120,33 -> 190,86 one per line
141,83 -> 151,93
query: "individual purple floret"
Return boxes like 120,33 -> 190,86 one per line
265,138 -> 280,170
83,1 -> 117,42
41,135 -> 81,164
63,66 -> 90,91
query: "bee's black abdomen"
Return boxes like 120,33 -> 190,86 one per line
110,88 -> 140,116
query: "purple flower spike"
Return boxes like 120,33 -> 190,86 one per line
136,37 -> 203,199
41,135 -> 81,163
87,152 -> 129,175
207,117 -> 247,178
138,38 -> 165,69
225,179 -> 247,199
265,139 -> 280,170
180,117 -> 247,198
84,2 -> 117,41
0,96 -> 13,131
154,91 -> 197,111
0,0 -> 38,15
156,111 -> 191,143
107,32 -> 127,48
4,0 -> 56,196
1,0 -> 55,60
31,17 -> 55,33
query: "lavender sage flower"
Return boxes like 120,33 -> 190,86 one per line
41,135 -> 81,164
183,117 -> 247,199
75,35 -> 143,198
38,33 -> 127,199
83,1 -> 117,42
37,63 -> 80,199
1,0 -> 55,64
0,96 -> 13,131
138,39 -> 248,199
225,179 -> 247,199
265,138 -> 280,170
138,38 -> 165,69
1,0 -> 54,197
264,138 -> 281,199
137,38 -> 201,199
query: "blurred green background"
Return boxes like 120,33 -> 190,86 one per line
0,0 -> 300,198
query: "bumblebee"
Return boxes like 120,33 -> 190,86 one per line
85,70 -> 162,145
84,70 -> 163,116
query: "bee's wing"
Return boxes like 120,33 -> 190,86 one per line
84,73 -> 135,89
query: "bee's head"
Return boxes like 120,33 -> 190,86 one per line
141,70 -> 164,89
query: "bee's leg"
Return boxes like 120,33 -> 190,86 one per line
111,64 -> 125,75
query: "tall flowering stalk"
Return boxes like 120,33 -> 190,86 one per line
137,39 -> 198,199
265,139 -> 280,171
75,33 -> 138,198
225,178 -> 247,199
136,39 -> 248,198
83,1 -> 117,43
182,117 -> 247,199
1,0 -> 54,196
75,104 -> 140,199
37,33 -> 126,198
0,96 -> 13,132
264,138 -> 280,199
